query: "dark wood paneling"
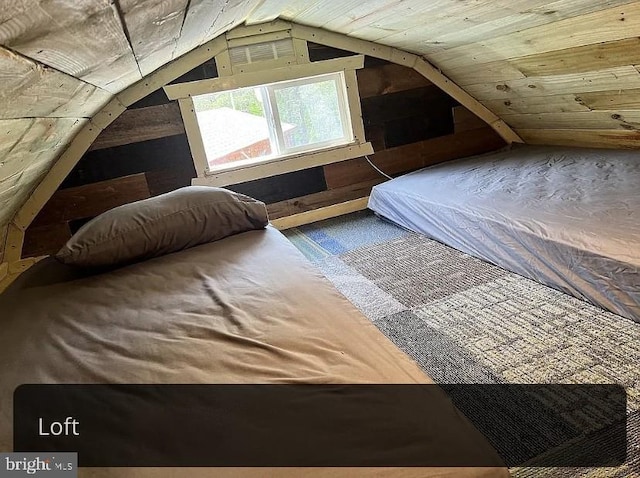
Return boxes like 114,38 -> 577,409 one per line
383,111 -> 454,148
361,86 -> 453,126
453,106 -> 488,133
146,168 -> 195,196
127,88 -> 170,109
170,60 -> 217,84
324,127 -> 506,189
23,223 -> 72,258
267,179 -> 384,219
62,134 -> 195,188
308,43 -> 354,62
357,63 -> 432,99
32,174 -> 150,226
228,167 -> 327,204
90,103 -> 185,151
365,124 -> 386,151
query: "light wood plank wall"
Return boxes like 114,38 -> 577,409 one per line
424,2 -> 640,148
249,0 -> 640,149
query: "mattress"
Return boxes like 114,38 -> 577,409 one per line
0,226 -> 507,478
369,144 -> 640,322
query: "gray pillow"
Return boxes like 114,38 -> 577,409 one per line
56,186 -> 268,268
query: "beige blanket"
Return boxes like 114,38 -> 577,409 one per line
0,226 -> 508,478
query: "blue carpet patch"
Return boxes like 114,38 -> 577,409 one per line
289,210 -> 408,256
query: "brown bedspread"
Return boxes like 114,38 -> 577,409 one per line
0,226 -> 508,478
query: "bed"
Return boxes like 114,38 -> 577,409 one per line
369,144 -> 640,322
0,187 -> 508,478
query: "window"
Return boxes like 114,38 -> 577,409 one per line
165,53 -> 372,187
191,72 -> 353,172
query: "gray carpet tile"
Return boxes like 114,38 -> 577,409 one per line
373,310 -> 503,384
314,256 -> 406,321
339,232 -> 509,308
412,275 -> 640,411
297,210 -> 409,252
285,211 -> 640,477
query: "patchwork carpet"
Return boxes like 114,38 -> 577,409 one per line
284,210 -> 640,478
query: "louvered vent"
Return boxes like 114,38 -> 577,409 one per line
229,38 -> 295,66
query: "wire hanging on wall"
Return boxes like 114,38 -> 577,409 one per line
365,155 -> 393,180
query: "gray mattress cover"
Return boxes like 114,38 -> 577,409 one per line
369,144 -> 640,322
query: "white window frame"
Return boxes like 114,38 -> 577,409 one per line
164,56 -> 373,187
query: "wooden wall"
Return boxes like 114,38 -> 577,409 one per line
426,3 -> 640,149
251,1 -> 640,149
22,46 -> 505,258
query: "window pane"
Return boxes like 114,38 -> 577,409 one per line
274,77 -> 345,150
192,88 -> 273,169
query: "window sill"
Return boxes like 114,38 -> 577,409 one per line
192,141 -> 373,188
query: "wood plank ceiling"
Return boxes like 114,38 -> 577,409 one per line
2,0 -> 640,264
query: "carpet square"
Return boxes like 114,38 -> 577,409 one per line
297,210 -> 408,253
339,233 -> 508,308
314,256 -> 405,321
285,210 -> 640,477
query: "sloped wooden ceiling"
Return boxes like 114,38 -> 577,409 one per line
1,0 -> 640,268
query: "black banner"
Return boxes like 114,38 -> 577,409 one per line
14,384 -> 626,467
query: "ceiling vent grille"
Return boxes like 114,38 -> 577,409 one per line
229,38 -> 295,66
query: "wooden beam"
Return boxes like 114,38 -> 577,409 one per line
0,257 -> 46,294
289,24 -> 522,144
192,142 -> 374,187
267,179 -> 383,219
226,19 -> 293,39
517,128 -> 640,149
0,260 -> 7,283
414,59 -> 522,143
178,98 -> 210,177
116,36 -> 227,107
164,55 -> 365,99
270,197 -> 369,230
90,103 -> 185,151
3,223 -> 24,263
11,120 -> 103,231
0,226 -> 6,271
